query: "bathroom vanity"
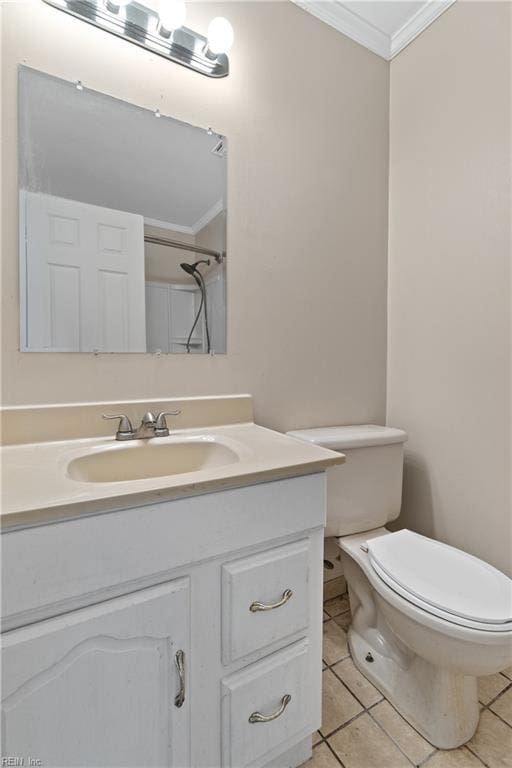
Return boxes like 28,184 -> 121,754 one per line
1,395 -> 342,768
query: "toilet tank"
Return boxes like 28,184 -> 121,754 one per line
286,425 -> 408,537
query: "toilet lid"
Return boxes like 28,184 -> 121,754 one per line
367,530 -> 512,626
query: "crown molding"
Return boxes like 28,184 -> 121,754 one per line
292,0 -> 390,59
191,199 -> 224,235
390,0 -> 456,58
144,199 -> 224,238
144,217 -> 195,235
291,0 -> 456,61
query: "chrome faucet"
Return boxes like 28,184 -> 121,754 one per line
102,410 -> 181,441
135,412 -> 159,439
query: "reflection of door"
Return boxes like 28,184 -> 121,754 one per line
2,579 -> 191,767
145,282 -> 204,353
21,192 -> 146,352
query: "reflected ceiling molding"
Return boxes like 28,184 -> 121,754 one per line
144,217 -> 195,235
144,199 -> 225,238
290,0 -> 456,61
191,200 -> 224,236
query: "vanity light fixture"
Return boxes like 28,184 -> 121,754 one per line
104,0 -> 130,13
158,0 -> 186,38
205,17 -> 234,57
42,0 -> 233,77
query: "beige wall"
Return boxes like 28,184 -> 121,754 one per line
196,211 -> 226,257
196,210 -> 226,282
1,1 -> 389,432
387,2 -> 511,574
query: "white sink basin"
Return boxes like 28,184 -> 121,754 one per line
67,437 -> 240,483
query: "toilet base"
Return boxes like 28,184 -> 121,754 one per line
348,626 -> 480,749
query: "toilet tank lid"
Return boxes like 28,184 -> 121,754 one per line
286,424 -> 407,450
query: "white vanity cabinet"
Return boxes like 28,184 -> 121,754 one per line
2,580 -> 191,768
1,473 -> 326,768
221,540 -> 310,663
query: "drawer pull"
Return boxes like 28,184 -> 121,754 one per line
250,589 -> 293,613
249,694 -> 291,724
174,649 -> 185,708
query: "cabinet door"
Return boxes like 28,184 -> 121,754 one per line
1,579 -> 190,768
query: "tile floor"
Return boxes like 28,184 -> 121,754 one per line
305,578 -> 512,768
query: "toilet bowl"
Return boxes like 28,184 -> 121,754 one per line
340,527 -> 512,748
287,425 -> 512,749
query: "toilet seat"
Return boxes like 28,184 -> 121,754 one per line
366,530 -> 512,633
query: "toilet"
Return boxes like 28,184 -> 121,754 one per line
287,425 -> 512,749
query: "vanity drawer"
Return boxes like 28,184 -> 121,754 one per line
221,540 -> 310,663
221,640 -> 313,768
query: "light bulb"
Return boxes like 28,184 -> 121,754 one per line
206,17 -> 234,56
159,0 -> 186,33
104,0 -> 130,11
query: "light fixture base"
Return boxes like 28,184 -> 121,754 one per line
42,0 -> 229,78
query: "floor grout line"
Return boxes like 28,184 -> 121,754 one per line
328,661 -> 384,711
464,743 -> 491,768
368,691 -> 439,751
365,707 -> 417,767
478,703 -> 512,731
324,738 -> 347,768
417,749 -> 439,768
320,707 -> 368,741
479,679 -> 512,710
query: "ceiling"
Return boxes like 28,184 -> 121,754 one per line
291,0 -> 456,59
19,68 -> 226,233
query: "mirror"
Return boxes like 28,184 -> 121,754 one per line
18,66 -> 227,354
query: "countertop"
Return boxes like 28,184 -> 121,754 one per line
1,422 -> 344,529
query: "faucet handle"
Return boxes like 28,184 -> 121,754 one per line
102,414 -> 134,441
155,410 -> 181,437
